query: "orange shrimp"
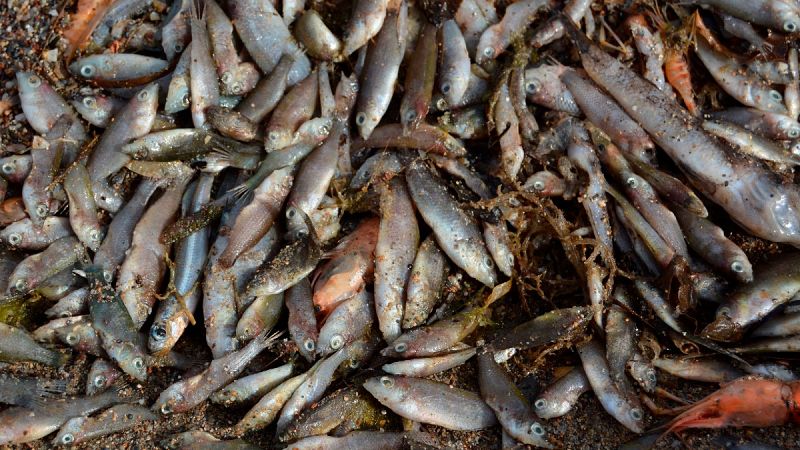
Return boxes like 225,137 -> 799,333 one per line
664,377 -> 800,434
312,216 -> 379,317
645,2 -> 700,116
664,49 -> 699,116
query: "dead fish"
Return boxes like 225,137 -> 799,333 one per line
534,367 -> 591,419
477,352 -> 552,447
211,363 -> 293,406
53,403 -> 156,446
0,384 -> 128,445
154,330 -> 282,414
364,375 -> 497,430
703,253 -> 800,342
405,159 -> 496,286
244,207 -> 322,299
0,373 -> 66,408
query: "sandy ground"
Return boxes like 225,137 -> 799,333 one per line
1,1 -> 799,449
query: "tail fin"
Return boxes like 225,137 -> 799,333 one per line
38,378 -> 67,397
28,378 -> 67,408
559,12 -> 592,54
253,329 -> 285,350
107,378 -> 135,402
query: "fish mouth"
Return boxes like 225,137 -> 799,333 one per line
701,315 -> 743,343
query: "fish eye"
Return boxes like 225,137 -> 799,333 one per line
137,89 -> 150,101
151,326 -> 167,341
630,408 -> 643,420
393,342 -> 407,353
103,271 -> 113,282
730,260 -> 745,273
93,374 -> 107,387
319,124 -> 330,135
718,306 -> 732,317
14,279 -> 27,292
80,64 -> 96,78
626,177 -> 638,188
441,82 -> 451,94
232,82 -> 243,95
349,80 -> 359,92
268,131 -> 280,142
82,96 -> 97,109
36,203 -> 49,218
355,112 -> 367,126
221,71 -> 233,84
348,359 -> 360,369
89,229 -> 101,242
647,372 -> 657,383
181,93 -> 190,106
160,403 -> 172,415
788,128 -> 800,139
28,75 -> 42,87
7,233 -> 21,245
405,110 -> 417,122
482,47 -> 494,58
174,43 -> 183,53
436,97 -> 449,111
2,163 -> 14,173
534,399 -> 547,410
125,413 -> 134,420
530,422 -> 546,436
769,90 -> 783,101
65,332 -> 79,345
303,339 -> 315,352
484,256 -> 493,268
330,334 -> 344,350
533,180 -> 545,191
525,81 -> 538,94
784,21 -> 797,33
61,433 -> 75,444
380,376 -> 394,388
133,357 -> 145,369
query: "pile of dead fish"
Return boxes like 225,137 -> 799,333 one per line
3,0 -> 800,447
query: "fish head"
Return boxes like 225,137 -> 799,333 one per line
52,417 -> 83,446
153,383 -> 185,415
775,1 -> 800,34
148,319 -> 181,357
363,375 -> 405,405
114,344 -> 149,382
16,72 -> 46,96
69,56 -> 104,80
778,118 -> 800,140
